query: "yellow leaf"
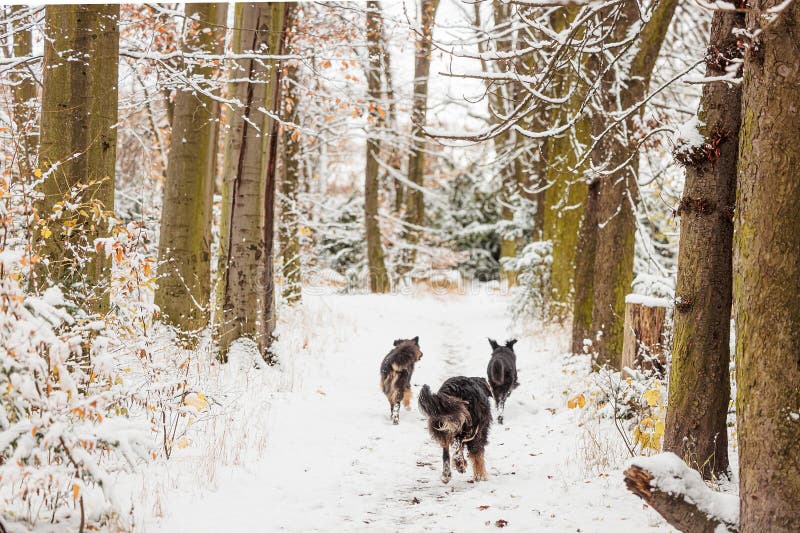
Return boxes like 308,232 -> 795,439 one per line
72,484 -> 80,501
33,168 -> 42,178
643,388 -> 661,407
40,227 -> 52,239
184,392 -> 208,412
176,436 -> 189,449
567,393 -> 586,409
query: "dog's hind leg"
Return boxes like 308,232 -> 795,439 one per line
469,450 -> 488,481
402,387 -> 412,411
441,446 -> 452,483
496,394 -> 506,425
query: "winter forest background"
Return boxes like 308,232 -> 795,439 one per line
0,1 -> 798,532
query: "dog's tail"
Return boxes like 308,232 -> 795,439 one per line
418,385 -> 462,418
488,358 -> 506,387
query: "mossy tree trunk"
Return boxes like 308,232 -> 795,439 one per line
155,3 -> 226,333
8,5 -> 37,182
279,8 -> 303,305
216,2 -> 286,359
733,2 -> 800,530
38,5 -> 119,314
664,8 -> 743,480
573,0 -> 678,367
541,7 -> 591,316
364,0 -> 390,293
399,0 -> 440,274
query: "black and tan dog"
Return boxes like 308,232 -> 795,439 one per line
380,336 -> 423,424
418,376 -> 492,483
487,338 -> 519,424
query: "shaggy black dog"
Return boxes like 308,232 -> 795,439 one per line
418,376 -> 492,483
380,336 -> 423,424
487,338 -> 519,424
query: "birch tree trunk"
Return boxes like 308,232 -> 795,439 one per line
399,0 -> 439,274
664,8 -> 743,480
364,0 -> 390,293
733,2 -> 800,530
156,3 -> 227,333
38,4 -> 119,314
216,2 -> 286,359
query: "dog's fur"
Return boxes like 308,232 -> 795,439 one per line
487,338 -> 519,424
418,376 -> 492,483
380,336 -> 423,424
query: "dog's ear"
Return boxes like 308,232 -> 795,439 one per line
506,339 -> 518,349
413,336 -> 419,346
393,339 -> 402,346
488,338 -> 499,350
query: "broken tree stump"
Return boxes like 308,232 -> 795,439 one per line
621,294 -> 668,375
624,453 -> 739,532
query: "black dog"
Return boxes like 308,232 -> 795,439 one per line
487,338 -> 519,424
380,336 -> 423,424
418,376 -> 492,483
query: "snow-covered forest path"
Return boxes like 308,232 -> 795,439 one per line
155,291 -> 668,532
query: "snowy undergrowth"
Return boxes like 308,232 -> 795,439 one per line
150,289 -> 674,532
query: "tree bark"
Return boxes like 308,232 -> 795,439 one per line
664,8 -> 743,481
279,7 -> 303,305
37,5 -> 119,314
620,298 -> 667,375
398,0 -> 440,275
216,3 -> 286,359
577,0 -> 678,367
733,2 -> 800,530
364,0 -> 391,293
155,3 -> 227,333
8,5 -> 37,182
541,6 -> 591,316
624,464 -> 739,533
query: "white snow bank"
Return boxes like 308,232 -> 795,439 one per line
673,116 -> 705,153
630,452 -> 739,529
625,293 -> 670,307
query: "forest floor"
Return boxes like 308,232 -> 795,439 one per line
148,288 -> 670,532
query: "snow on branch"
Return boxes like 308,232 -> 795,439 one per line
624,453 -> 739,533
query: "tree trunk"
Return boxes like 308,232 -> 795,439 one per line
664,8 -> 743,481
579,0 -> 679,368
279,10 -> 303,305
571,177 -> 599,353
399,0 -> 440,274
541,6 -> 591,316
364,0 -> 390,293
37,5 -> 119,314
216,3 -> 286,359
155,3 -> 226,333
733,2 -> 800,530
8,5 -> 37,182
620,297 -> 668,375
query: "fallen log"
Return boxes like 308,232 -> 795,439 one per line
624,453 -> 738,533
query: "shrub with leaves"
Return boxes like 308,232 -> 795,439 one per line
506,240 -> 553,323
0,251 -> 151,528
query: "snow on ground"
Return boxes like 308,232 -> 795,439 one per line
149,288 -> 670,532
